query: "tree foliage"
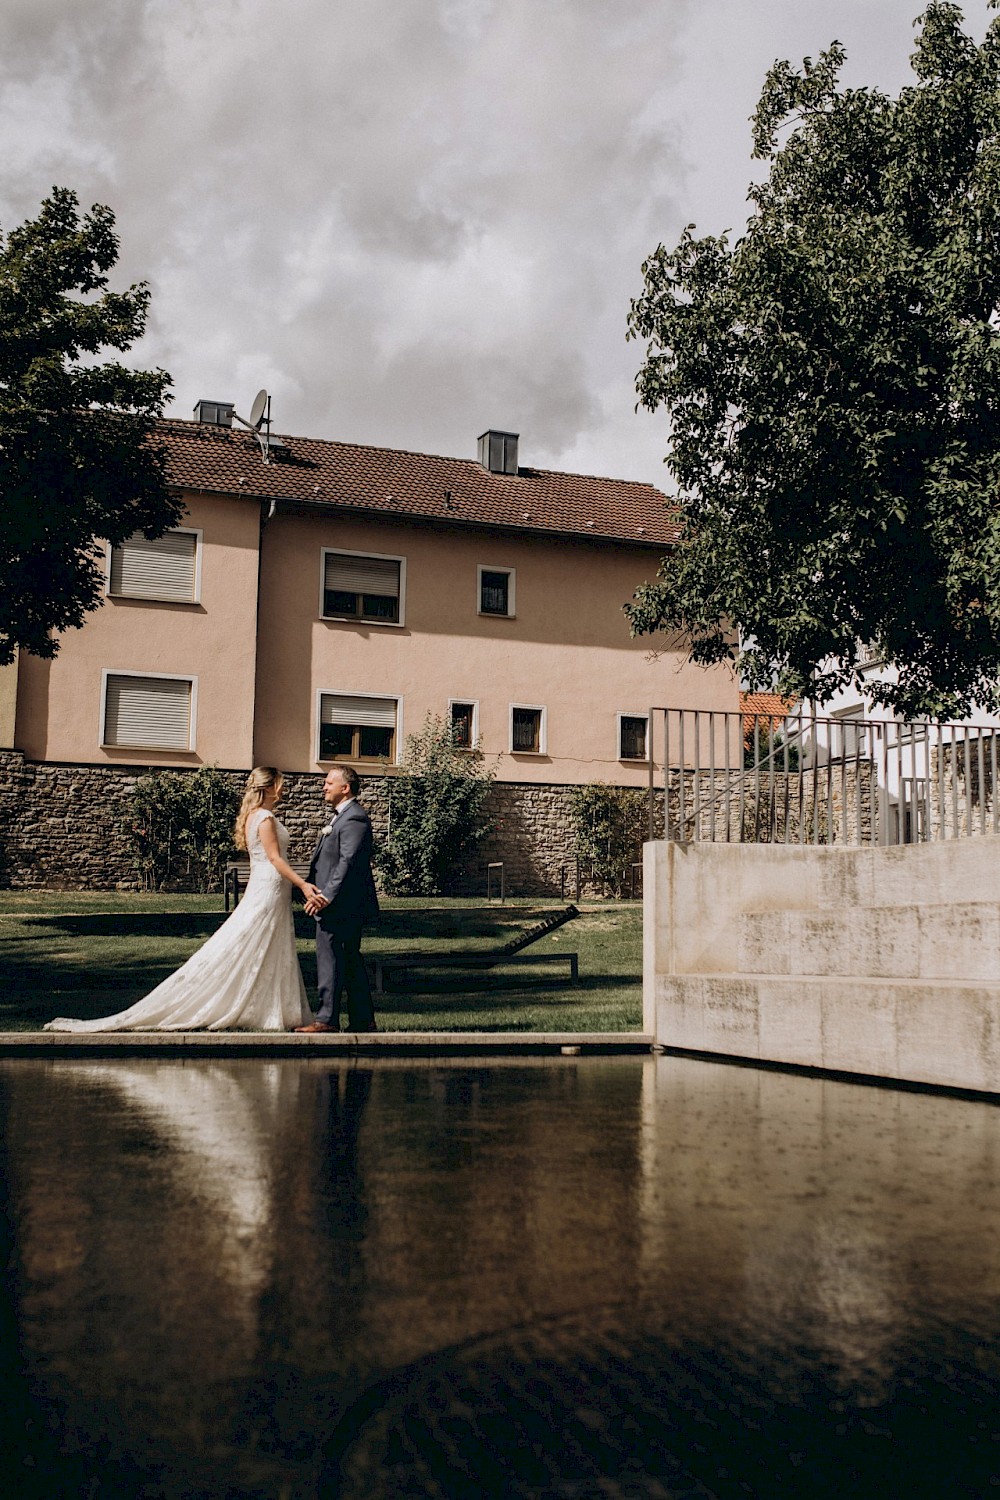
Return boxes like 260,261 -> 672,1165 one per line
628,4 -> 1000,718
569,783 -> 647,897
128,766 -> 240,892
375,715 -> 496,896
0,187 -> 178,663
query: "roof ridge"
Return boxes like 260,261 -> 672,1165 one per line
155,417 -> 669,495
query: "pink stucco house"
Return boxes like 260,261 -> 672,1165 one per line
0,407 -> 738,889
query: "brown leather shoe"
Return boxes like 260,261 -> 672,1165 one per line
293,1022 -> 339,1034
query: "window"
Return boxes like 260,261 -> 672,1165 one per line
101,672 -> 195,750
322,550 -> 404,625
107,529 -> 200,603
478,565 -> 515,617
319,692 -> 398,762
510,704 -> 545,754
449,700 -> 478,749
619,714 -> 648,761
831,707 -> 867,759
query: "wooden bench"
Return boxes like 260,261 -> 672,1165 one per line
371,950 -> 579,994
224,860 -> 313,911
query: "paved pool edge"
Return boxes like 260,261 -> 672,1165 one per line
0,1031 -> 654,1057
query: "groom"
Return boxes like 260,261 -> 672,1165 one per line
294,765 -> 379,1034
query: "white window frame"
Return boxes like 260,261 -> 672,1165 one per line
448,697 -> 480,751
104,527 -> 203,604
315,688 -> 403,766
319,547 -> 407,628
99,669 -> 198,752
509,702 -> 546,756
617,711 -> 650,763
477,564 -> 516,619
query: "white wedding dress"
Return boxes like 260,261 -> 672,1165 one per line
45,810 -> 312,1032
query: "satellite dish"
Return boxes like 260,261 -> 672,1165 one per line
249,389 -> 268,429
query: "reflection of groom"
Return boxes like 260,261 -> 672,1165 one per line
294,766 -> 379,1034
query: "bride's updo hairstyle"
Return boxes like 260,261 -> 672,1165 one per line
234,767 -> 284,850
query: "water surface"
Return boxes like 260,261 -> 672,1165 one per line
2,1055 -> 999,1496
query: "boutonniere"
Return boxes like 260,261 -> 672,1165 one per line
320,821 -> 335,836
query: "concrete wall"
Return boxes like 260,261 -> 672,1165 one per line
644,838 -> 1000,1093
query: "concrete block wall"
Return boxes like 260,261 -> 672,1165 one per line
645,838 -> 1000,1093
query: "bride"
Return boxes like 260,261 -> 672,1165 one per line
45,767 -> 318,1032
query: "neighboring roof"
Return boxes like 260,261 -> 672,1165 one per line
155,418 -> 680,548
740,691 -> 796,735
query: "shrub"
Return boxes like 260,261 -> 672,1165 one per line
375,715 -> 495,895
743,725 -> 800,771
570,783 -> 647,897
128,766 -> 241,891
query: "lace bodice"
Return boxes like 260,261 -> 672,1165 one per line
247,809 -> 291,865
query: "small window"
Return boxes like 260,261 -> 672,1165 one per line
322,551 -> 404,625
320,692 -> 398,763
478,565 -> 515,617
619,714 -> 648,761
450,700 -> 477,749
102,673 -> 194,750
108,529 -> 200,603
511,705 -> 544,754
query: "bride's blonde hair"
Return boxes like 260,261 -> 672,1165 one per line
234,767 -> 284,850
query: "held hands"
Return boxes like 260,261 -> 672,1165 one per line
302,883 -> 329,917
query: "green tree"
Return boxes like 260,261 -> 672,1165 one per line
570,783 -> 647,897
628,4 -> 1000,718
128,767 -> 240,892
375,715 -> 495,896
0,187 -> 178,663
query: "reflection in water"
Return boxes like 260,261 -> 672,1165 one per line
1,1056 -> 999,1496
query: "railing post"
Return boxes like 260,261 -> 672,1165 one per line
647,706 -> 655,844
708,711 -> 716,841
753,716 -> 761,842
678,712 -> 686,841
693,710 -> 702,841
724,706 -> 732,842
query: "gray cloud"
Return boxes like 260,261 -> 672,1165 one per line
0,0 -> 989,481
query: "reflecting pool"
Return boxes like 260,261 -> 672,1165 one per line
2,1055 -> 1000,1497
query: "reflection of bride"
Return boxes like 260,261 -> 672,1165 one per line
45,768 -> 316,1032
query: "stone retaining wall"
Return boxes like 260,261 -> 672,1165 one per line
0,751 -> 630,897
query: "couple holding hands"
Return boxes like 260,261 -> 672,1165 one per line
46,765 -> 379,1034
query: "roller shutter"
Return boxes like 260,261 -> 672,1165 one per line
104,675 -> 193,749
320,694 -> 397,728
323,554 -> 399,598
109,531 -> 198,601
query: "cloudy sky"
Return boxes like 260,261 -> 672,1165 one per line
0,1 -> 991,483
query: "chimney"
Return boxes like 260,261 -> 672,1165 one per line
193,400 -> 234,426
478,429 -> 519,475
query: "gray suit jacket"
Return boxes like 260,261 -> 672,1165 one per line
307,800 -> 379,925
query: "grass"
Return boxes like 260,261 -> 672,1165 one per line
0,892 -> 642,1033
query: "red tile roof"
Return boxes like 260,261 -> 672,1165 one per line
155,419 -> 680,548
740,692 -> 796,736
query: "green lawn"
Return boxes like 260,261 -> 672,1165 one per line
0,893 -> 642,1033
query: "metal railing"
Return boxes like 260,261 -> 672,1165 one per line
646,707 -> 1000,846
